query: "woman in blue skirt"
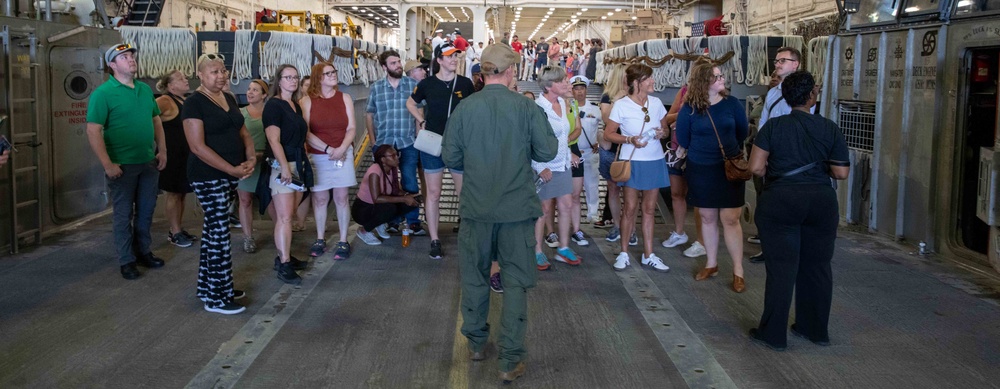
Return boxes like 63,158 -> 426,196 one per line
602,64 -> 671,273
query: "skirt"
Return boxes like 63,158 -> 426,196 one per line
537,169 -> 572,200
310,147 -> 357,191
619,159 -> 670,191
686,160 -> 746,209
158,150 -> 191,193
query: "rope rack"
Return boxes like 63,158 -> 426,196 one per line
596,34 -> 810,89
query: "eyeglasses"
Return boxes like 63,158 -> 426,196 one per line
322,70 -> 338,78
774,58 -> 798,65
642,106 -> 650,123
713,74 -> 725,81
281,75 -> 301,81
201,53 -> 225,61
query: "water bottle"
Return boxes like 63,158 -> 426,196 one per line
269,157 -> 280,169
535,174 -> 545,193
334,159 -> 344,169
639,128 -> 658,144
402,228 -> 412,247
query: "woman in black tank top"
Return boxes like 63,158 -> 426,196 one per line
155,70 -> 197,248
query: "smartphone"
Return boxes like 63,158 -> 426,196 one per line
413,194 -> 424,203
274,176 -> 306,192
0,135 -> 12,154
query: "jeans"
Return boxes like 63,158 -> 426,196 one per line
107,161 -> 160,265
398,145 -> 421,226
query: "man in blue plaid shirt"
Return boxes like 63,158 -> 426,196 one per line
365,50 -> 426,235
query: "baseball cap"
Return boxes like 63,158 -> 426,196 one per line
470,63 -> 481,74
403,60 -> 422,73
570,75 -> 590,88
105,43 -> 137,64
436,43 -> 461,57
479,44 -> 519,74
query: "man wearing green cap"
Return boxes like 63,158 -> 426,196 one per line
442,43 -> 557,384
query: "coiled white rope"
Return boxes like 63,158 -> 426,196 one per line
119,26 -> 195,79
230,29 -> 257,84
332,36 -> 356,85
808,36 -> 829,85
745,35 -> 768,86
730,35 -> 745,84
259,32 -> 313,82
782,35 -> 804,54
647,39 -> 672,90
313,34 -> 333,66
708,36 -> 734,85
357,41 -> 374,87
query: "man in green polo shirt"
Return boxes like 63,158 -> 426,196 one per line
442,44 -> 557,384
86,43 -> 167,280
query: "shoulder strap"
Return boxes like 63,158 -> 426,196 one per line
767,96 -> 785,116
706,110 -> 728,160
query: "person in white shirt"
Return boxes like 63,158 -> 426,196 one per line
570,76 -> 602,223
431,31 -> 445,54
465,42 -> 483,78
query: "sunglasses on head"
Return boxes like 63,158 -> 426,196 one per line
112,43 -> 134,52
202,53 -> 225,61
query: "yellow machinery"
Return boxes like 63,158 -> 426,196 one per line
256,10 -> 312,33
331,16 -> 360,39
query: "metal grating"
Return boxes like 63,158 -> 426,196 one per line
838,102 -> 877,152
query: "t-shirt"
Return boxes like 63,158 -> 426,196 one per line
307,91 -> 350,154
754,110 -> 850,188
453,36 -> 469,51
410,75 -> 475,136
511,41 -> 523,53
181,92 -> 246,182
609,95 -> 668,161
262,98 -> 308,162
85,77 -> 161,164
356,163 -> 399,204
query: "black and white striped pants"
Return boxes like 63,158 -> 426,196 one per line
192,179 -> 238,308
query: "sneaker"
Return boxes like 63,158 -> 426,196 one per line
180,230 -> 199,241
410,223 -> 428,236
204,302 -> 246,315
613,252 -> 630,271
232,289 -> 246,300
243,236 -> 257,253
661,232 -> 689,248
605,226 -> 621,242
309,239 -> 327,257
229,215 -> 241,228
333,241 -> 351,260
489,272 -> 504,293
571,230 -> 590,246
684,241 -> 707,258
357,229 -> 382,245
555,247 -> 582,265
641,253 -> 670,272
168,231 -> 194,248
628,233 -> 638,246
747,235 -> 761,244
272,256 -> 308,271
374,224 -> 390,240
593,219 -> 613,229
276,262 -> 302,285
749,252 -> 765,263
535,252 -> 551,271
429,240 -> 443,259
544,232 -> 559,248
385,223 -> 401,234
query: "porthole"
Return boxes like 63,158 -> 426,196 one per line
64,70 -> 91,100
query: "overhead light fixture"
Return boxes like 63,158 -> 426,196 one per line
601,16 -> 607,19
351,6 -> 357,9
517,7 -> 523,10
577,12 -> 583,15
608,12 -> 614,16
381,6 -> 386,10
549,7 -> 555,11
615,8 -> 622,12
631,16 -> 637,19
904,6 -> 920,12
581,8 -> 588,11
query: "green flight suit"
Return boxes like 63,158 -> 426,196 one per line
442,84 -> 558,372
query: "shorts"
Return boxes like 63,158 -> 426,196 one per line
668,165 -> 684,176
570,143 -> 584,178
310,146 -> 357,191
598,147 -> 616,181
537,169 -> 572,200
420,151 -> 462,174
269,161 -> 300,195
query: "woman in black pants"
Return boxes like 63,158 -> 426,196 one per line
747,71 -> 850,350
352,145 -> 420,245
183,54 -> 256,315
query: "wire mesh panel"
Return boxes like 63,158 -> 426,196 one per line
838,102 -> 877,152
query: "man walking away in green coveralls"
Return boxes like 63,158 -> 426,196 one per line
442,44 -> 558,384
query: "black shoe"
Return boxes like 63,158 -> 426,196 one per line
748,328 -> 786,351
120,262 -> 141,280
790,324 -> 830,346
273,256 -> 308,271
136,253 -> 164,268
232,289 -> 246,300
276,262 -> 302,285
749,252 -> 765,264
429,240 -> 443,259
410,223 -> 428,236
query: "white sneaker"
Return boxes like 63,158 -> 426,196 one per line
374,223 -> 390,239
545,232 -> 559,248
357,229 -> 382,246
661,232 -> 689,248
641,253 -> 670,272
684,241 -> 707,258
613,252 -> 630,271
